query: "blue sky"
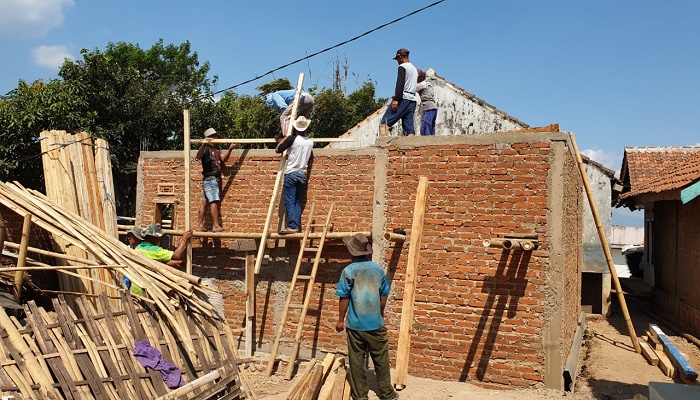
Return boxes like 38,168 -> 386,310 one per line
2,0 -> 699,226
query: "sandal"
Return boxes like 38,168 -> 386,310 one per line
212,227 -> 225,233
278,229 -> 299,235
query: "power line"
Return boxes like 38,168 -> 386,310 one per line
208,0 -> 446,98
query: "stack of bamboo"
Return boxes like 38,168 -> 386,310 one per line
284,353 -> 350,400
0,180 -> 219,358
39,130 -> 118,296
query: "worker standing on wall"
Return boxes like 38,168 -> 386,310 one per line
196,128 -> 236,232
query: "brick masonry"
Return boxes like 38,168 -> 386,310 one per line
136,133 -> 582,389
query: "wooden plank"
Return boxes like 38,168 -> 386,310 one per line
649,324 -> 698,381
95,138 -> 118,238
646,330 -> 663,351
639,341 -> 660,366
656,350 -> 676,378
394,176 -> 429,390
331,365 -> 347,400
285,359 -> 317,400
183,109 -> 192,274
564,312 -> 585,391
301,363 -> 324,400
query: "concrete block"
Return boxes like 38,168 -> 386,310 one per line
649,381 -> 700,400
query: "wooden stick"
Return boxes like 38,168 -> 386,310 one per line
569,132 -> 640,353
394,176 -> 429,390
165,228 -> 372,240
190,137 -> 356,144
183,109 -> 192,275
285,359 -> 318,400
0,219 -> 6,256
0,264 -> 121,272
13,214 -> 32,302
255,72 -> 304,275
3,240 -> 100,265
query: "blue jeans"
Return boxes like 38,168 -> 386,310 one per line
202,176 -> 221,202
420,109 -> 438,135
381,99 -> 416,135
283,170 -> 307,230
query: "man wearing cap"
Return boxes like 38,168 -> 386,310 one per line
266,89 -> 315,135
196,128 -> 236,232
136,223 -> 194,270
275,116 -> 314,234
416,68 -> 438,136
380,48 -> 418,136
335,234 -> 398,400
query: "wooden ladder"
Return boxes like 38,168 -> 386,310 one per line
264,203 -> 334,379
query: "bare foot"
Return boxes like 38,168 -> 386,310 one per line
212,226 -> 225,233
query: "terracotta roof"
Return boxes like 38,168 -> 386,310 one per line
620,146 -> 700,199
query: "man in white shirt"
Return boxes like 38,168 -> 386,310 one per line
380,48 -> 418,136
275,116 -> 313,234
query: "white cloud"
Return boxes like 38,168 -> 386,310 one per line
0,0 -> 75,38
32,44 -> 72,68
581,148 -> 622,176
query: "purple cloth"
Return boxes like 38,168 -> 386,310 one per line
133,339 -> 184,389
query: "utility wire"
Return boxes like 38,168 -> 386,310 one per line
208,0 -> 446,98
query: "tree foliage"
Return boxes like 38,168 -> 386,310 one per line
0,40 -> 385,215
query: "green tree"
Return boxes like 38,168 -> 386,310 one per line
0,79 -> 94,188
57,40 -> 217,213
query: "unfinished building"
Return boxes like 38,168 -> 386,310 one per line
136,132 -> 583,389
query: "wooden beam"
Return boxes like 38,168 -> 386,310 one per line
190,137 -> 356,144
13,214 -> 32,302
183,109 -> 192,274
394,176 -> 429,390
649,324 -> 698,381
569,132 -> 640,353
639,341 -> 659,366
500,123 -> 560,134
564,312 -> 585,391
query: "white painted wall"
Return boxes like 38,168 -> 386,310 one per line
328,68 -> 529,149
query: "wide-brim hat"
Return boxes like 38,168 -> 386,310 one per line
128,226 -> 144,241
203,127 -> 217,137
293,116 -> 311,132
342,233 -> 373,257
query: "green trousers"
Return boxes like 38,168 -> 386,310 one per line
346,327 -> 398,400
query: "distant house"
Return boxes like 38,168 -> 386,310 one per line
328,68 -> 529,148
617,146 -> 700,338
580,156 -> 618,315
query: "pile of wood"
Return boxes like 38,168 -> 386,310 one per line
0,290 -> 250,399
284,353 -> 350,400
639,323 -> 698,383
39,130 -> 118,296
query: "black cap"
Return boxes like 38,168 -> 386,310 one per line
393,48 -> 409,60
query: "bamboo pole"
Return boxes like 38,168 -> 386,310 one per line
184,109 -> 192,274
13,214 -> 32,302
164,228 -> 372,240
394,176 -> 429,390
568,132 -> 640,353
0,307 -> 60,399
0,219 -> 6,255
383,231 -> 407,242
245,250 -> 255,357
255,73 -> 304,275
190,137 -> 355,144
3,240 -> 100,265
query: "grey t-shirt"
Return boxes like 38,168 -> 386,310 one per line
417,80 -> 437,111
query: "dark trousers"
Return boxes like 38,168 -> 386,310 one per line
346,327 -> 397,400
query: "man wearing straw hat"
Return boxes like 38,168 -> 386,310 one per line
335,233 -> 398,400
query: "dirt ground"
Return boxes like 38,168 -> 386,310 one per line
245,278 -> 700,400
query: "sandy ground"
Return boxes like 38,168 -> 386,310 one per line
246,278 -> 699,400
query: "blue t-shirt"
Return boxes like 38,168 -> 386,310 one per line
335,259 -> 390,331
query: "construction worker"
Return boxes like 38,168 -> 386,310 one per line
196,128 -> 236,232
266,89 -> 314,135
275,116 -> 313,235
136,223 -> 193,270
380,48 -> 418,136
416,68 -> 438,135
335,233 -> 398,400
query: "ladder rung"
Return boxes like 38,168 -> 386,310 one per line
288,303 -> 304,309
309,223 -> 326,227
278,338 -> 297,344
304,247 -> 319,252
296,275 -> 312,280
229,328 -> 245,334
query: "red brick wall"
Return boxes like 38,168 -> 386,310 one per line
136,134 -> 581,388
